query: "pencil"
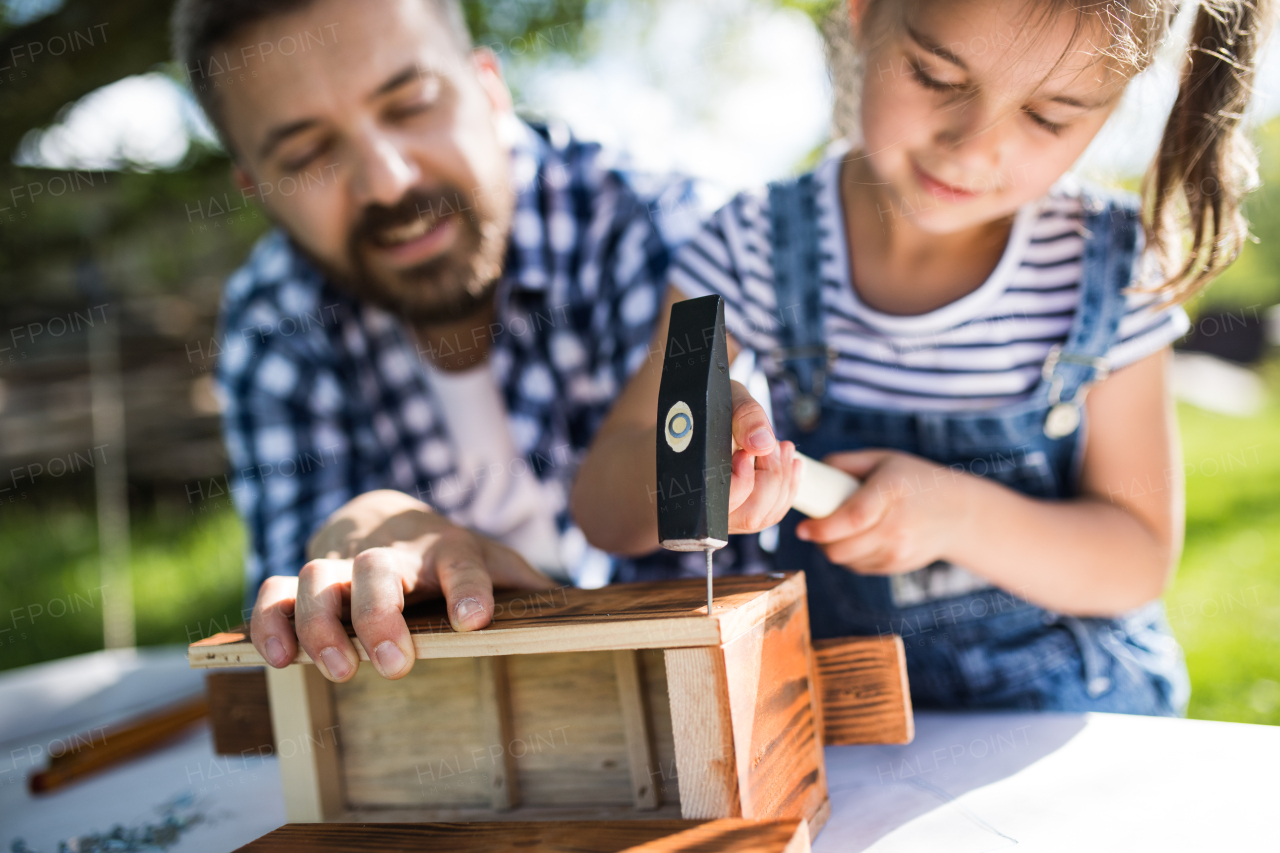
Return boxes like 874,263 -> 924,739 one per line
29,694 -> 209,793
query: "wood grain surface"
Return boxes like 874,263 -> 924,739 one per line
663,646 -> 740,820
721,597 -> 827,828
206,670 -> 274,756
28,695 -> 208,793
189,575 -> 801,668
332,652 -> 681,813
813,635 -> 914,745
614,649 -> 662,810
232,819 -> 808,853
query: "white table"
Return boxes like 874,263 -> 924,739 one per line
1,648 -> 1276,852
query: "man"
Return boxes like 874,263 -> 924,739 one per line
173,0 -> 733,683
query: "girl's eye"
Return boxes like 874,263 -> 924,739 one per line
1024,109 -> 1068,135
910,64 -> 964,94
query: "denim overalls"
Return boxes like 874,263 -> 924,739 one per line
765,174 -> 1189,715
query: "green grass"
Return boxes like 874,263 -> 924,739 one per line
1,390 -> 1278,726
0,500 -> 246,671
1167,365 -> 1280,725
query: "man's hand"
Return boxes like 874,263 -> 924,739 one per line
251,491 -> 555,681
726,380 -> 801,534
794,450 -> 974,574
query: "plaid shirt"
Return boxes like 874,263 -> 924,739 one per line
217,120 -> 717,592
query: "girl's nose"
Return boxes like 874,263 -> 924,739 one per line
935,99 -> 1012,175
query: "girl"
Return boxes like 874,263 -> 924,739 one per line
571,0 -> 1271,713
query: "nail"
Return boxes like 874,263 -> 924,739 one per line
748,428 -> 773,451
319,646 -> 353,680
373,641 -> 407,677
453,597 -> 486,628
796,526 -> 811,541
265,636 -> 288,667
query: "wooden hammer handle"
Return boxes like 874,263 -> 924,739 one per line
792,453 -> 860,519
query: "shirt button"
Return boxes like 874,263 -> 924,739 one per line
1087,676 -> 1112,697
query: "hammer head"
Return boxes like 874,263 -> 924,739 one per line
656,295 -> 732,552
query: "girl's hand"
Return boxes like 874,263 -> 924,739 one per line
725,380 -> 802,534
794,450 -> 974,575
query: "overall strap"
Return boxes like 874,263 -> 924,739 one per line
767,173 -> 830,431
1037,189 -> 1140,439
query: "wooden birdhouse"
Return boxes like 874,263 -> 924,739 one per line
190,572 -> 912,841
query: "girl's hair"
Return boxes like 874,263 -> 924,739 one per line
830,0 -> 1273,303
1146,0 -> 1272,301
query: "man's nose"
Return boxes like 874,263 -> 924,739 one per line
350,131 -> 421,208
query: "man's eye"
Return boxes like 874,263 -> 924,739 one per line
1024,109 -> 1068,135
390,100 -> 434,120
281,147 -> 323,173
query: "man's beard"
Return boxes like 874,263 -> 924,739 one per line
322,186 -> 512,326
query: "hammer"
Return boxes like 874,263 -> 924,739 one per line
655,295 -> 860,612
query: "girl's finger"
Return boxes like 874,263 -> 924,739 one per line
822,449 -> 894,480
727,448 -> 758,513
797,484 -> 888,543
822,532 -> 891,573
767,442 -> 800,527
730,380 -> 776,456
729,444 -> 787,532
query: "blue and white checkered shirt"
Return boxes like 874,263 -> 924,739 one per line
216,120 -> 715,593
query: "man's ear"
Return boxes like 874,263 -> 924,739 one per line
232,163 -> 256,198
471,47 -> 513,117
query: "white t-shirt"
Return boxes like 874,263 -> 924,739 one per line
422,359 -> 567,579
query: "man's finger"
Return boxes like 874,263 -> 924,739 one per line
482,540 -> 558,592
730,380 -> 776,456
251,575 -> 299,668
350,548 -> 418,679
429,531 -> 497,632
295,558 -> 360,682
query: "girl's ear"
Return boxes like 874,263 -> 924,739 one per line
847,0 -> 874,30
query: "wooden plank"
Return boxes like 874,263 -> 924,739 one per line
476,656 -> 520,811
713,572 -> 807,646
29,695 -> 208,793
663,647 -> 739,819
640,649 -> 680,806
264,664 -> 343,822
720,596 -> 827,827
505,652 -> 634,808
334,658 -> 490,808
813,635 -> 914,745
336,651 -> 660,811
232,819 -> 808,853
613,649 -> 661,810
205,670 -> 274,756
189,575 -> 799,668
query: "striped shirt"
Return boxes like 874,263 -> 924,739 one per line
670,150 -> 1189,412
